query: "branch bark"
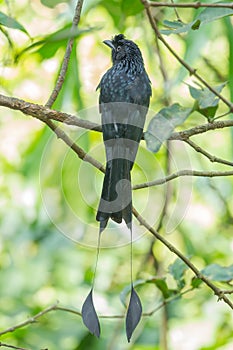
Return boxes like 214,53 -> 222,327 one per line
132,207 -> 233,310
185,139 -> 233,167
147,1 -> 233,9
1,93 -> 233,141
141,0 -> 233,112
133,169 -> 233,190
45,0 -> 84,108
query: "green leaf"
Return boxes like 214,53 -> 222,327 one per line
161,4 -> 233,35
100,0 -> 125,31
191,277 -> 202,289
201,263 -> 233,282
0,11 -> 29,35
161,20 -> 193,35
150,278 -> 173,299
16,26 -> 97,61
191,19 -> 201,30
198,5 -> 233,25
145,103 -> 192,153
121,0 -> 144,16
41,0 -> 68,8
189,82 -> 227,119
168,258 -> 188,290
169,258 -> 188,281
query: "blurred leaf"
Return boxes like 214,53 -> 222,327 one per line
161,5 -> 233,35
126,287 -> 142,342
100,0 -> 126,30
175,20 -> 211,85
81,289 -> 100,338
144,103 -> 192,153
189,82 -> 227,120
198,5 -> 233,25
0,11 -> 29,35
41,0 -> 68,8
168,258 -> 188,289
21,127 -> 50,177
191,277 -> 203,289
149,278 -> 172,299
191,19 -> 201,30
224,17 -> 233,149
16,26 -> 97,61
76,333 -> 98,349
121,0 -> 144,16
161,20 -> 193,35
201,263 -> 233,282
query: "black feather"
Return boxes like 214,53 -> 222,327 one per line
96,34 -> 151,231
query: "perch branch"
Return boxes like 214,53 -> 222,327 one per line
0,93 -> 100,131
1,93 -> 233,140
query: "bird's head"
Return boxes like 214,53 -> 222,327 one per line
103,34 -> 143,65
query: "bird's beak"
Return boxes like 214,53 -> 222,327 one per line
103,40 -> 115,50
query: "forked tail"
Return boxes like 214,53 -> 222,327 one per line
96,158 -> 132,232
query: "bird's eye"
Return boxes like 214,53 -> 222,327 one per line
116,46 -> 121,52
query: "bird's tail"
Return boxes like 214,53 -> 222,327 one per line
96,158 -> 132,233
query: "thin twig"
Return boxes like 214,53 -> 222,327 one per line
0,343 -> 33,350
0,288 -> 195,337
220,290 -> 233,295
133,169 -> 233,190
208,181 -> 233,222
0,303 -> 59,336
202,56 -> 226,82
141,0 -> 233,112
147,1 -> 233,9
185,139 -> 233,167
132,207 -> 233,309
170,120 -> 233,140
170,0 -> 182,22
153,17 -> 173,233
45,0 -> 84,108
45,119 -> 105,172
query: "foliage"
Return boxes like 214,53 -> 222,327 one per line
0,0 -> 233,349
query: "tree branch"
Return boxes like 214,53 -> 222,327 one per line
1,93 -> 233,140
132,207 -> 233,310
141,0 -> 233,112
185,139 -> 233,167
133,169 -> 233,190
45,118 -> 105,172
0,343 -> 34,350
0,93 -> 101,131
45,0 -> 84,108
170,120 -> 233,140
0,303 -> 59,336
147,1 -> 233,9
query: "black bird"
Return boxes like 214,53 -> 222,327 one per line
96,34 -> 151,232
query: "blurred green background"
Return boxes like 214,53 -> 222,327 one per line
0,0 -> 233,349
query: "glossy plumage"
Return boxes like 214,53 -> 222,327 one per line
96,34 -> 151,232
